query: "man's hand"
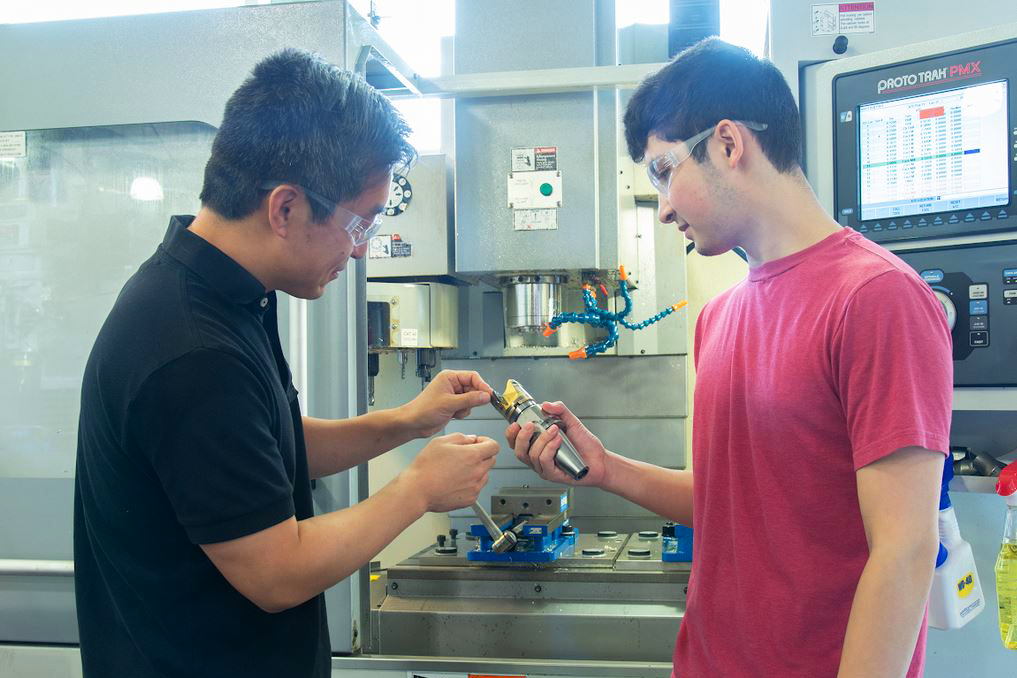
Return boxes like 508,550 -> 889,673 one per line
401,370 -> 493,438
201,432 -> 499,613
506,401 -> 608,487
402,432 -> 500,512
507,401 -> 694,525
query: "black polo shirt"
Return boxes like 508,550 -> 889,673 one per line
74,215 -> 329,678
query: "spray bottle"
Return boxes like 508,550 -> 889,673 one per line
994,460 -> 1017,649
928,458 -> 985,629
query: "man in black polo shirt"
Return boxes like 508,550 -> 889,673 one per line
74,49 -> 499,678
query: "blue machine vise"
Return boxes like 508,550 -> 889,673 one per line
661,522 -> 693,563
467,487 -> 577,564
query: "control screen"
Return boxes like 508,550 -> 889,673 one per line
858,80 -> 1009,222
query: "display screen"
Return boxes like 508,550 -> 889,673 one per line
858,80 -> 1010,221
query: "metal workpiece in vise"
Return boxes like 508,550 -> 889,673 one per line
490,379 -> 589,481
467,487 -> 577,563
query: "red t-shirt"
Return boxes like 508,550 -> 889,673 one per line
674,228 -> 952,677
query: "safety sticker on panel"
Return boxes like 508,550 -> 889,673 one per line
811,3 -> 875,36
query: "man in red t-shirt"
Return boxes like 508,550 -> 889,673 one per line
507,38 -> 952,678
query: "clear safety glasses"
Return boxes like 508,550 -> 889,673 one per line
646,121 -> 768,194
259,181 -> 383,246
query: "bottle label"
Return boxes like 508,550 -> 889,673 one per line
956,571 -> 976,599
959,597 -> 982,619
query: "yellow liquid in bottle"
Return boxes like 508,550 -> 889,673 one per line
996,542 -> 1017,650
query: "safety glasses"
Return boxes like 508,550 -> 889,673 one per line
259,181 -> 383,246
646,121 -> 768,194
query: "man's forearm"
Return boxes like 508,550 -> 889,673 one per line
253,474 -> 425,612
836,544 -> 937,678
303,409 -> 416,479
601,452 -> 694,525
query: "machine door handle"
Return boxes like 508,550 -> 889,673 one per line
0,559 -> 74,576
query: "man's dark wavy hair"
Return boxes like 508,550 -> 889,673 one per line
200,48 -> 416,222
624,37 -> 801,173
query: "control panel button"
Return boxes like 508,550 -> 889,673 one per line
970,315 -> 988,331
980,211 -> 993,221
917,217 -> 929,227
1004,289 -> 1017,306
900,220 -> 911,229
921,269 -> 945,284
998,210 -> 1009,220
948,214 -> 960,224
969,284 -> 988,300
969,300 -> 988,315
1004,268 -> 1017,285
964,213 -> 976,222
932,216 -> 944,226
969,331 -> 989,347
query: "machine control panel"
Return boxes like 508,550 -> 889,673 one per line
898,240 -> 1017,386
833,38 -> 1017,244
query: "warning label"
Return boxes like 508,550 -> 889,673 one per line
389,233 -> 412,258
811,3 -> 874,36
369,234 -> 412,258
511,146 -> 557,172
391,240 -> 412,257
534,146 -> 557,171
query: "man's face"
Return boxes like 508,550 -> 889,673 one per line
284,171 -> 390,299
644,132 -> 739,257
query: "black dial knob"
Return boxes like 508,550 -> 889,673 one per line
662,521 -> 676,538
832,35 -> 848,55
437,534 -> 447,547
449,528 -> 459,541
385,173 -> 412,216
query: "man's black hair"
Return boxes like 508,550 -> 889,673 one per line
200,48 -> 416,222
624,37 -> 801,173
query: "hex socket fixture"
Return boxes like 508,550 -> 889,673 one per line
490,379 -> 589,481
471,501 -> 518,553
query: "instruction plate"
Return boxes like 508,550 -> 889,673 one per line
514,208 -> 558,231
400,328 -> 418,347
0,131 -> 26,158
507,170 -> 562,209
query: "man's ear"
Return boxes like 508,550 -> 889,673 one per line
265,185 -> 301,238
714,119 -> 744,168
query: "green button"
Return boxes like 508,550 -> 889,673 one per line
539,182 -> 553,196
